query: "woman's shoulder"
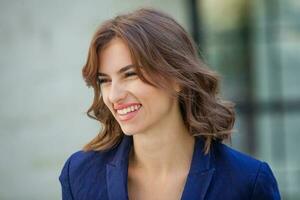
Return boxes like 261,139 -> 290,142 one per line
212,141 -> 274,177
59,148 -> 118,199
61,148 -> 117,174
213,141 -> 263,169
59,148 -> 117,183
58,149 -> 118,199
211,142 -> 281,199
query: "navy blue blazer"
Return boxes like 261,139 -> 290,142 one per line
59,135 -> 281,199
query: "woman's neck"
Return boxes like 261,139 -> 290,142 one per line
129,124 -> 195,176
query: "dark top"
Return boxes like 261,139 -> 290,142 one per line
59,135 -> 281,199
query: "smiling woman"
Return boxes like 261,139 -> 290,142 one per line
59,8 -> 281,200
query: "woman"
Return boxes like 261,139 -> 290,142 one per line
59,8 -> 281,200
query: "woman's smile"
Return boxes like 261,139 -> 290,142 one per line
116,104 -> 142,122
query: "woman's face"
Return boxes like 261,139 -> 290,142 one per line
98,37 -> 180,135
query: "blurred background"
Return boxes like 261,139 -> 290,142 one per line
0,0 -> 299,199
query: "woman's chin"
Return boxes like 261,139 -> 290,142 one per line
123,132 -> 135,136
121,128 -> 141,136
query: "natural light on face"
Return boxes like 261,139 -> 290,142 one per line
97,37 -> 181,136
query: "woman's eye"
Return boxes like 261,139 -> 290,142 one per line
124,71 -> 137,77
98,78 -> 110,85
97,72 -> 137,85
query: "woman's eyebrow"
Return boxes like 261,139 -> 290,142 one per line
97,64 -> 135,77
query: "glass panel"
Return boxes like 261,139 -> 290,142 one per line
197,0 -> 300,198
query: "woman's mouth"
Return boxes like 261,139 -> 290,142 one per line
116,104 -> 142,121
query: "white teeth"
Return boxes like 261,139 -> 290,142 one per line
117,105 -> 141,115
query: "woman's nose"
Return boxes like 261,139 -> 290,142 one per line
108,82 -> 127,103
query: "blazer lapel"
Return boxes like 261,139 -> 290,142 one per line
105,136 -> 215,200
106,163 -> 128,199
106,136 -> 132,200
181,138 -> 216,200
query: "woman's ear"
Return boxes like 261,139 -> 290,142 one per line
172,81 -> 182,93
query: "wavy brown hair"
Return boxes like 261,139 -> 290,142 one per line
82,8 -> 235,154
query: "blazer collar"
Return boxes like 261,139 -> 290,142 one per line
106,135 -> 215,200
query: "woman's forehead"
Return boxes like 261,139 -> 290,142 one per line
98,38 -> 133,74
